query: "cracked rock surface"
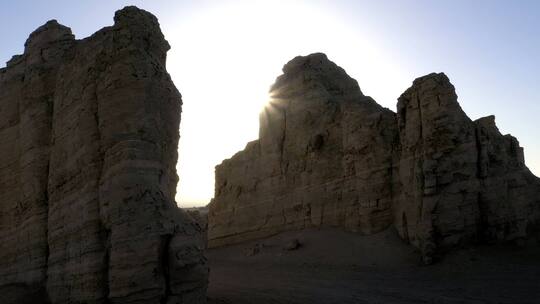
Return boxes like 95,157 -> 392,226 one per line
208,53 -> 540,260
0,6 -> 207,304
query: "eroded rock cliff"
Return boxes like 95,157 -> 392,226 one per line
0,6 -> 207,303
395,73 -> 540,262
208,53 -> 540,261
209,53 -> 398,247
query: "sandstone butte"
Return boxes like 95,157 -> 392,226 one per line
208,53 -> 540,263
0,6 -> 208,304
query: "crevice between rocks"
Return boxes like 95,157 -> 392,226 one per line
159,234 -> 172,304
102,230 -> 111,304
474,124 -> 489,242
42,92 -> 55,303
279,106 -> 288,175
92,71 -> 112,303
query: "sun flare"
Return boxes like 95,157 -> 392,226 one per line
164,1 -> 408,206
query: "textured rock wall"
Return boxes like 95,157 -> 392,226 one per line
208,53 -> 540,259
394,73 -> 540,261
209,54 -> 398,247
0,6 -> 207,304
394,73 -> 482,260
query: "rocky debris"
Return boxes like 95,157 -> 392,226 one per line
245,243 -> 265,256
0,6 -> 208,303
283,239 -> 302,251
208,53 -> 540,261
187,206 -> 210,232
186,206 -> 209,247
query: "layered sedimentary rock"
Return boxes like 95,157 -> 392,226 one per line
208,53 -> 540,259
0,6 -> 207,303
209,53 -> 398,247
395,73 -> 540,261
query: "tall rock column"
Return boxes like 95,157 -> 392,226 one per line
394,73 -> 540,262
0,6 -> 208,304
395,73 -> 481,262
0,19 -> 75,298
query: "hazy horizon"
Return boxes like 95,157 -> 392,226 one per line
2,0 -> 539,207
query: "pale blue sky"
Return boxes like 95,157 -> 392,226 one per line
1,1 -> 539,206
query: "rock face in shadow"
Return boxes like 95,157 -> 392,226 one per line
209,53 -> 398,247
395,73 -> 540,262
208,53 -> 540,260
0,6 -> 207,304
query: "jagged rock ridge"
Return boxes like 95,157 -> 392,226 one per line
208,53 -> 540,261
0,6 -> 207,303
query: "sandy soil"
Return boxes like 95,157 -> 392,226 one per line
206,228 -> 540,304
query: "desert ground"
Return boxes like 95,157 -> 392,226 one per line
207,228 -> 540,304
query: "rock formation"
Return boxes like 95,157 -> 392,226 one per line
0,6 -> 207,303
395,73 -> 540,262
208,53 -> 540,261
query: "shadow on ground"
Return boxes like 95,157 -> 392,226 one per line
207,228 -> 540,304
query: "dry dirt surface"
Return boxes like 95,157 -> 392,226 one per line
207,228 -> 540,304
